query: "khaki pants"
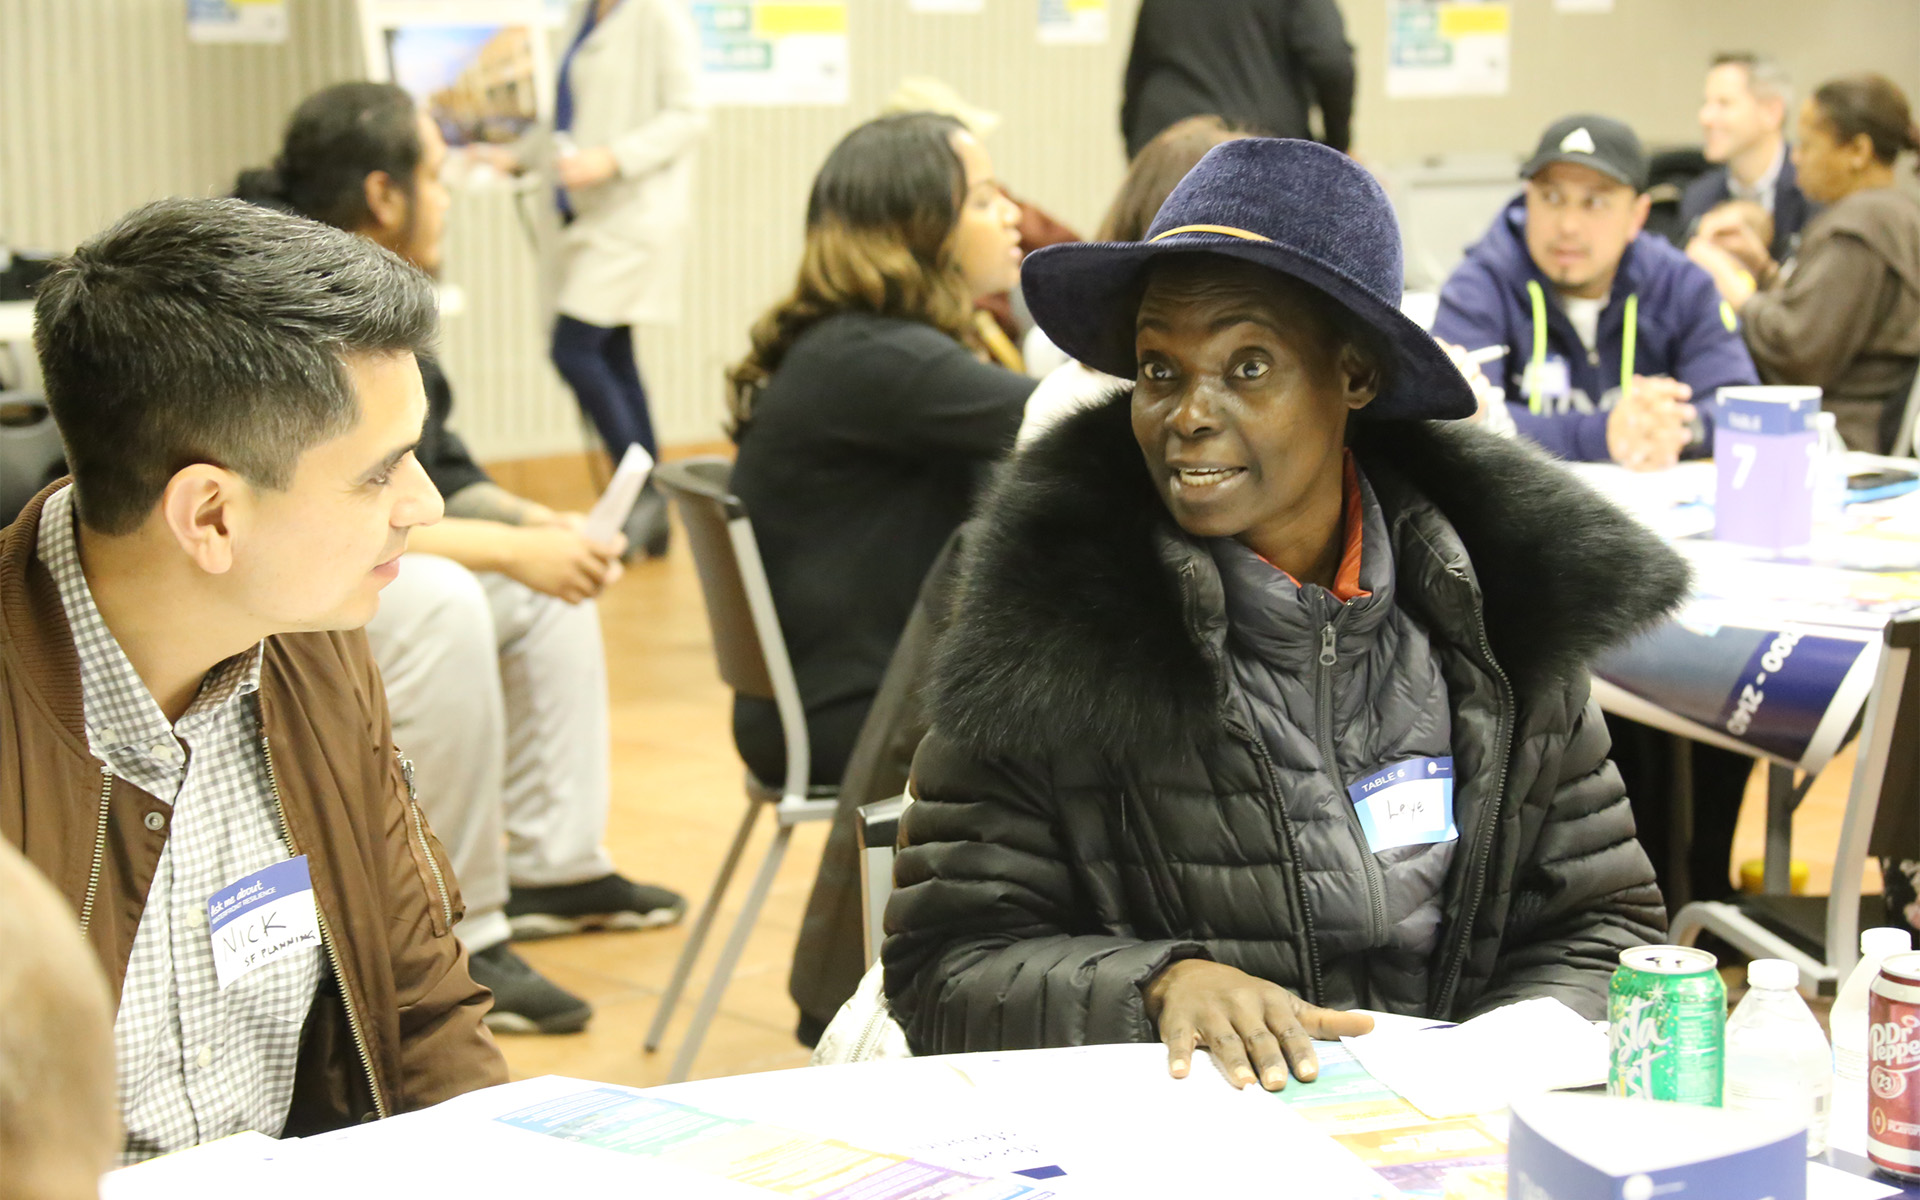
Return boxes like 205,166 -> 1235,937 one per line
364,555 -> 616,952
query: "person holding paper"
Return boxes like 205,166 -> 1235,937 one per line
884,139 -> 1671,1090
235,83 -> 685,1037
1431,114 -> 1758,470
1,197 -> 506,1159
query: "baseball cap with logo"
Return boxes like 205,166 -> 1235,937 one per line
1520,114 -> 1649,191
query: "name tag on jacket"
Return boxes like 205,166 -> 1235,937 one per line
207,855 -> 322,989
1347,757 -> 1459,853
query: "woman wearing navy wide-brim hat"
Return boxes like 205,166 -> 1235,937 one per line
883,138 -> 1684,1087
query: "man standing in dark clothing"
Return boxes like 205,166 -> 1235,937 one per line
1121,0 -> 1355,160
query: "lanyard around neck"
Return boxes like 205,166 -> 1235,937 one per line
1525,280 -> 1638,414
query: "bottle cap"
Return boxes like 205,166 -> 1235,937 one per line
1747,958 -> 1799,990
1862,926 -> 1913,957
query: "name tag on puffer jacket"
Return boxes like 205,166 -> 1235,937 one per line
1347,757 -> 1459,853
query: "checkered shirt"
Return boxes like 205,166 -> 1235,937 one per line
37,486 -> 323,1164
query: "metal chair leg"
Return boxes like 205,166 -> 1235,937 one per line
665,821 -> 798,1083
644,798 -> 762,1053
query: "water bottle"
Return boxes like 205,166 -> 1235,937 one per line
1812,411 -> 1849,529
1831,927 -> 1914,1154
1724,958 -> 1832,1155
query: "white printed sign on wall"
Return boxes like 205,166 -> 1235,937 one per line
1386,0 -> 1511,98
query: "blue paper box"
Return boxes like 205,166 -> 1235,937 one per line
1712,386 -> 1823,552
1507,1093 -> 1805,1200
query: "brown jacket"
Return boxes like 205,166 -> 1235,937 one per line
0,487 -> 506,1137
1744,186 -> 1920,405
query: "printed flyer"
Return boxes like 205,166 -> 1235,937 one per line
1385,0 -> 1511,97
693,1 -> 850,106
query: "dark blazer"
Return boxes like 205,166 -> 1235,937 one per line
884,396 -> 1680,1052
1680,152 -> 1816,263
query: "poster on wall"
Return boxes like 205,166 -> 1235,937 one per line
187,0 -> 288,43
1037,0 -> 1109,45
911,0 -> 985,11
357,1 -> 552,146
1385,0 -> 1510,98
692,2 -> 850,106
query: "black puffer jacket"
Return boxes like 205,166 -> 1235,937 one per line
883,393 -> 1681,1053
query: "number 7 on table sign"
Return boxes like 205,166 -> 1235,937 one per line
1730,442 -> 1758,489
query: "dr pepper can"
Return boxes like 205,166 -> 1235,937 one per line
1869,950 -> 1920,1180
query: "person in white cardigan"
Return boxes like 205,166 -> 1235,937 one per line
543,0 -> 707,556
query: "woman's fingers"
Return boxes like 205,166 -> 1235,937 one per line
1196,1018 -> 1254,1089
1227,991 -> 1289,1091
1299,1003 -> 1376,1040
1161,1015 -> 1199,1079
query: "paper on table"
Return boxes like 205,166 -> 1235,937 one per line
1341,997 -> 1608,1120
100,1132 -> 292,1200
1808,1160 -> 1902,1200
583,443 -> 654,545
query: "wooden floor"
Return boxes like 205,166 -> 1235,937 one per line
483,451 -> 1877,1084
487,448 -> 826,1086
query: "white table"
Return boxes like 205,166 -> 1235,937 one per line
1576,459 -> 1920,993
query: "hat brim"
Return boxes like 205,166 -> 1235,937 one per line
1520,151 -> 1641,191
1021,233 -> 1478,422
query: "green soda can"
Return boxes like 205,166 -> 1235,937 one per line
1608,945 -> 1726,1106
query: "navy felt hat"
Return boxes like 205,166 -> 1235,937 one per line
1021,138 -> 1476,421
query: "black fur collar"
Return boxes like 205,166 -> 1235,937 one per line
928,391 -> 1691,758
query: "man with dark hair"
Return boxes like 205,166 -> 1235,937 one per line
2,196 -> 506,1161
237,82 -> 685,1036
1683,53 -> 1814,263
1433,114 -> 1759,468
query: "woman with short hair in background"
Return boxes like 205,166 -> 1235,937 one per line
1690,73 -> 1920,452
725,112 -> 1032,798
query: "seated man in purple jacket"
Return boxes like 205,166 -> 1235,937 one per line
1434,114 -> 1759,469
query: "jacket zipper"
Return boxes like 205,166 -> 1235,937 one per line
1433,603 -> 1515,1016
1237,726 -> 1324,1006
399,755 -> 454,930
1178,556 -> 1322,1000
77,769 -> 113,935
847,984 -> 892,1062
1318,620 -> 1388,948
262,735 -> 390,1121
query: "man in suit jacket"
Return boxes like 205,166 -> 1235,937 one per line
1681,53 -> 1814,262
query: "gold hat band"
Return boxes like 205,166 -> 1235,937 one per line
1146,224 -> 1274,244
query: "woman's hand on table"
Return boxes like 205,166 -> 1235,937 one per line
1143,959 -> 1375,1091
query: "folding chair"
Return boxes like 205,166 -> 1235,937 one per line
0,392 -> 65,524
645,457 -> 837,1082
858,794 -> 913,968
1890,363 -> 1920,459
